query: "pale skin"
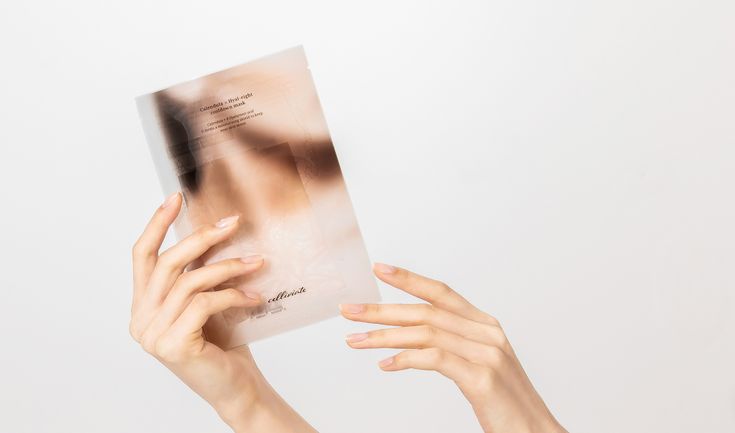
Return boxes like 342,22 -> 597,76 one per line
130,191 -> 567,433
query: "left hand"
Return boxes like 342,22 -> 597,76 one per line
339,262 -> 567,433
130,192 -> 316,433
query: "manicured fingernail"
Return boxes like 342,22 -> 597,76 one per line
216,215 -> 239,228
340,304 -> 365,314
245,292 -> 260,300
161,192 -> 179,208
379,356 -> 395,367
374,263 -> 397,274
345,332 -> 369,343
241,254 -> 263,264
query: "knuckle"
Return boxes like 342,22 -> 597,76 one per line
132,240 -> 148,260
194,224 -> 213,237
155,335 -> 183,363
367,303 -> 381,316
483,313 -> 500,326
368,328 -> 386,342
485,325 -> 507,345
192,293 -> 212,311
221,288 -> 241,301
195,224 -> 218,244
484,325 -> 513,355
140,334 -> 157,355
226,258 -> 247,273
391,352 -> 404,368
229,289 -> 246,305
128,321 -> 142,342
499,342 -> 513,356
484,346 -> 506,368
418,303 -> 435,321
425,347 -> 445,365
156,250 -> 177,270
173,271 -> 192,290
434,280 -> 453,295
495,330 -> 511,352
418,325 -> 437,343
166,282 -> 192,304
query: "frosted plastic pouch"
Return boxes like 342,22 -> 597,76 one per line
136,46 -> 380,347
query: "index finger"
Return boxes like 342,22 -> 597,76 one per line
131,192 -> 182,308
372,262 -> 497,326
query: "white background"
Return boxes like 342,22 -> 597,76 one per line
1,1 -> 733,432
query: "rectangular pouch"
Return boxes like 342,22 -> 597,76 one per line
136,45 -> 381,347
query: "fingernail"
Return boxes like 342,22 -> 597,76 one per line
374,263 -> 397,274
245,292 -> 260,300
340,304 -> 365,314
216,215 -> 239,228
345,332 -> 369,343
379,356 -> 395,367
161,192 -> 179,208
241,254 -> 263,264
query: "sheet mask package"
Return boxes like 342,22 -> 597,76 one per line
136,46 -> 381,348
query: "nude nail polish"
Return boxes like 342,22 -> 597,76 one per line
241,254 -> 263,264
216,215 -> 239,228
374,263 -> 397,274
161,192 -> 179,208
340,304 -> 365,314
345,332 -> 369,343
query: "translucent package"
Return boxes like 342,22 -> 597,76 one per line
136,45 -> 380,347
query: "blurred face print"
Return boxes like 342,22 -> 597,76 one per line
137,47 -> 380,346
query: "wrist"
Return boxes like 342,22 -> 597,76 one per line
214,375 -> 272,431
471,397 -> 565,433
215,376 -> 310,433
217,376 -> 317,433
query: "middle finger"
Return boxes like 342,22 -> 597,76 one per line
143,215 -> 241,306
340,303 -> 504,347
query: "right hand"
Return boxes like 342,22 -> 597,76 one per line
129,192 -> 317,432
341,264 -> 567,433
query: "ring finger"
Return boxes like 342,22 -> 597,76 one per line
346,325 -> 495,366
139,256 -> 264,342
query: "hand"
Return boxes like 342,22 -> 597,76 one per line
130,192 -> 316,433
340,263 -> 567,433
